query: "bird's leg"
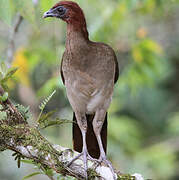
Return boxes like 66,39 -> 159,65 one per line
66,112 -> 89,179
93,110 -> 117,180
81,129 -> 88,174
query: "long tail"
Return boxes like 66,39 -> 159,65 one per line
72,112 -> 107,159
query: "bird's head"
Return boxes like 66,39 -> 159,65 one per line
43,1 -> 86,25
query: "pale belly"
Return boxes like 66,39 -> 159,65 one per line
65,79 -> 114,114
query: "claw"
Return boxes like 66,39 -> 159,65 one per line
95,155 -> 117,180
66,150 -> 94,179
66,152 -> 83,167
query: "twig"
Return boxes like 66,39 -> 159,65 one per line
7,14 -> 23,64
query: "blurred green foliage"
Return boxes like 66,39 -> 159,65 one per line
0,0 -> 179,180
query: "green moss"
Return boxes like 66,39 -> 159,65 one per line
15,104 -> 31,121
0,146 -> 6,151
0,104 -> 7,122
117,174 -> 136,180
0,123 -> 65,173
87,168 -> 100,180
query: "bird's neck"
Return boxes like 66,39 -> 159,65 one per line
66,22 -> 89,51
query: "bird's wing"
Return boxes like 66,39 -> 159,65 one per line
114,54 -> 119,84
60,53 -> 65,85
61,49 -> 119,87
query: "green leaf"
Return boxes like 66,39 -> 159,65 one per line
0,62 -> 7,75
44,168 -> 54,177
0,72 -> 3,80
2,67 -> 18,83
0,111 -> 7,120
22,172 -> 42,180
6,67 -> 18,78
15,104 -> 31,121
0,83 -> 9,92
0,104 -> 3,110
38,110 -> 56,122
2,92 -> 8,101
0,0 -> 12,25
0,92 -> 8,102
0,65 -> 18,91
21,159 -> 34,165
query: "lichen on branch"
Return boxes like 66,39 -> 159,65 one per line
0,85 -> 141,180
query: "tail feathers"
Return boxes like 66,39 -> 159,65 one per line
72,112 -> 107,159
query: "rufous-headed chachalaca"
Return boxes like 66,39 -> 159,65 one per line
43,1 -> 119,179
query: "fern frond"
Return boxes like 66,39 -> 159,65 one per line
38,116 -> 73,129
39,90 -> 56,111
37,90 -> 56,125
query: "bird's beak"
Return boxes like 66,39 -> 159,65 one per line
43,9 -> 56,18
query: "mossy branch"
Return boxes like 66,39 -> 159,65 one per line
0,85 -> 143,180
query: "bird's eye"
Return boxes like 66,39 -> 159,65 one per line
58,7 -> 64,13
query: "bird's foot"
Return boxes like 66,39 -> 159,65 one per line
66,152 -> 83,167
66,150 -> 93,179
94,155 -> 117,180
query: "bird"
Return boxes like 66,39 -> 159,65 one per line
43,1 -> 119,179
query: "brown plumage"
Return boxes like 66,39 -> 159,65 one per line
43,1 -> 119,179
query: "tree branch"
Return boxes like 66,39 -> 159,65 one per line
0,86 -> 143,180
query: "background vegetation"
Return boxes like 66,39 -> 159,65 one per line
0,0 -> 179,179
